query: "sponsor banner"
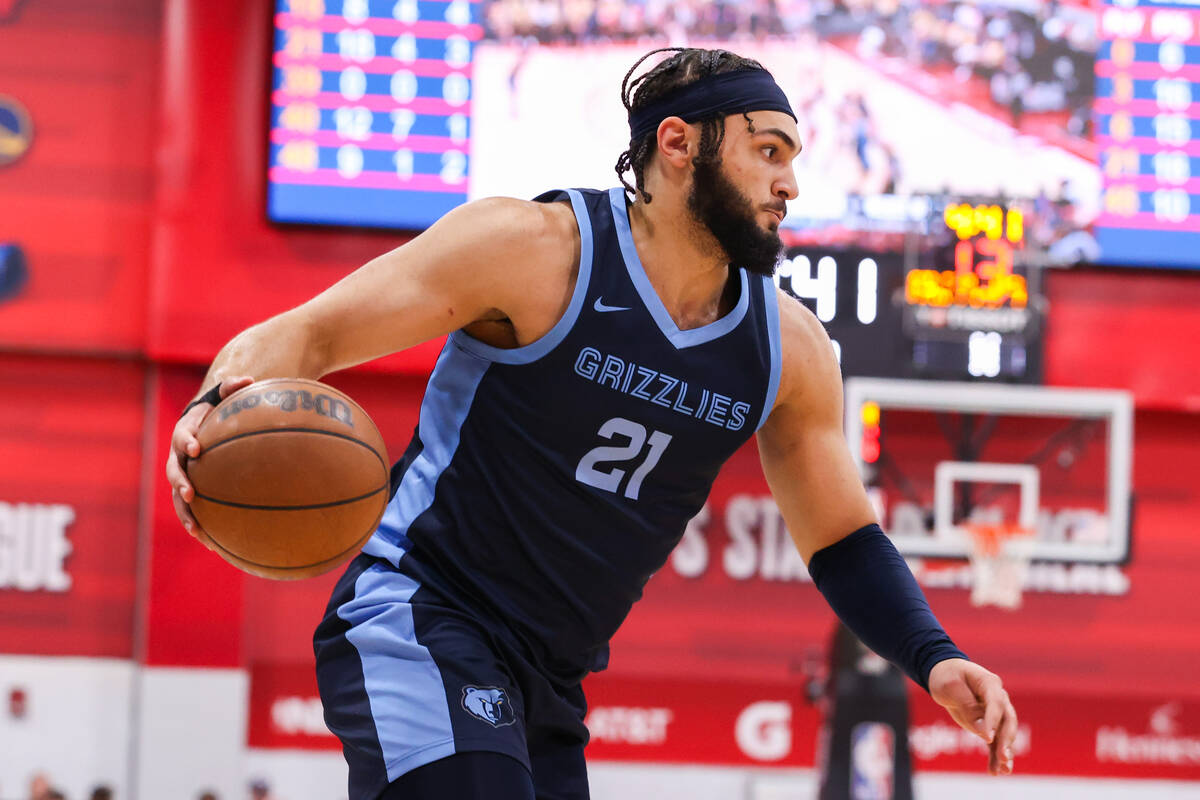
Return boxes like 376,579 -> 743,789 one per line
907,692 -> 1200,781
247,663 -> 338,750
245,663 -> 1200,781
0,356 -> 142,657
584,676 -> 817,766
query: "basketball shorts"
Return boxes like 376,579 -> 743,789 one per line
314,552 -> 591,800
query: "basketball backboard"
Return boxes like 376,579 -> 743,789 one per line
844,378 -> 1133,564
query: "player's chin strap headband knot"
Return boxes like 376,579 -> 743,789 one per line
627,69 -> 797,142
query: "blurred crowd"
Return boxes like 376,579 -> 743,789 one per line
483,0 -> 813,44
19,775 -> 107,800
16,774 -> 279,800
482,0 -> 1096,130
845,0 -> 1097,131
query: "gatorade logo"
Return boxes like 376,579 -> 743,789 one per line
735,701 -> 792,761
0,96 -> 33,166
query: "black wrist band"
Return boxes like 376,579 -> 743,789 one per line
180,383 -> 223,419
808,523 -> 968,691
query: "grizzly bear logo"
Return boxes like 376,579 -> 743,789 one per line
461,686 -> 516,727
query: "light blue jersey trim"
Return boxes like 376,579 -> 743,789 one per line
449,188 -> 595,364
608,186 -> 750,350
757,276 -> 783,431
362,344 -> 489,564
339,562 -> 457,781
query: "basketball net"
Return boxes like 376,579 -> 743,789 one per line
964,522 -> 1034,609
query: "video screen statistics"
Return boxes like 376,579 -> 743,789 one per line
268,0 -> 1200,269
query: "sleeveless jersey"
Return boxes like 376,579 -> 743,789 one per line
361,187 -> 783,681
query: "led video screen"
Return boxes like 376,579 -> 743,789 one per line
268,0 -> 1199,269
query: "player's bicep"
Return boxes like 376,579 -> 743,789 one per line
758,404 -> 877,563
297,197 -> 561,373
757,296 -> 876,562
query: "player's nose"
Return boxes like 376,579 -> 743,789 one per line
775,167 -> 798,202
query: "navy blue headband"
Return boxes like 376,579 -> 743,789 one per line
627,69 -> 796,142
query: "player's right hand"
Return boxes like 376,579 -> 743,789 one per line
165,376 -> 255,549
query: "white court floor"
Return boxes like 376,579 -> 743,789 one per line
245,750 -> 1200,800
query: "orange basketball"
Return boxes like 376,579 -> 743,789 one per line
186,378 -> 389,580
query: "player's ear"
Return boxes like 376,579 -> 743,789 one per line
655,116 -> 695,168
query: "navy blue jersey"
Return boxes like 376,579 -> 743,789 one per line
361,187 -> 782,681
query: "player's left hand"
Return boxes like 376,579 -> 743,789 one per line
927,658 -> 1017,775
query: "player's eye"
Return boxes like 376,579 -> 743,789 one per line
762,145 -> 777,159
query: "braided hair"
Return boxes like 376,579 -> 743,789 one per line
615,47 -> 768,204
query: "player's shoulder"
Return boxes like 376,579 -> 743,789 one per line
773,285 -> 835,365
455,195 -> 580,260
771,284 -> 842,411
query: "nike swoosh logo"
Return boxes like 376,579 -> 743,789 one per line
594,298 -> 632,313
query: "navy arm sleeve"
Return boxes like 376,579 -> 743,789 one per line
807,523 -> 968,691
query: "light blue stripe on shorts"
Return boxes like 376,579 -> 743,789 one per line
338,560 -> 456,781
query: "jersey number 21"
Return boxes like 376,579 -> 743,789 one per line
576,417 -> 672,501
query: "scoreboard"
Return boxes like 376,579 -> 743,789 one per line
1094,0 -> 1200,268
784,202 -> 1043,383
268,0 -> 480,229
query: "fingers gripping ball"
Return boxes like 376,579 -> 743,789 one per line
187,379 -> 389,580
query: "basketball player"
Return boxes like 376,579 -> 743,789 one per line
166,48 -> 1018,799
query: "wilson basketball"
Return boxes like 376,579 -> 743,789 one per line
187,378 -> 390,580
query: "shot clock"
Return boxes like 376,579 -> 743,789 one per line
782,201 -> 1044,384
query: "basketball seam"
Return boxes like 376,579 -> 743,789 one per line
193,484 -> 389,511
199,426 -> 388,474
205,519 -> 380,572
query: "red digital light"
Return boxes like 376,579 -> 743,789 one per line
861,402 -> 881,464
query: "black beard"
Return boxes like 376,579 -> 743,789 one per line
686,158 -> 783,277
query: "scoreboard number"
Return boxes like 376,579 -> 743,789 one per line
1153,190 -> 1190,223
1154,114 -> 1191,146
857,259 -> 877,325
340,67 -> 367,101
441,151 -> 466,184
285,27 -> 323,58
337,28 -> 375,62
787,255 -> 837,323
288,0 -> 325,20
445,0 -> 471,26
443,74 -> 470,106
391,109 -> 416,140
1155,78 -> 1191,110
1158,41 -> 1185,72
280,102 -> 319,133
334,106 -> 373,141
393,0 -> 418,24
391,71 -> 418,103
393,149 -> 414,180
1153,151 -> 1190,184
447,113 -> 468,143
445,36 -> 471,68
337,145 -> 364,179
342,0 -> 368,24
392,34 -> 418,63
